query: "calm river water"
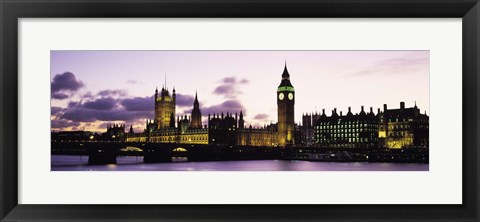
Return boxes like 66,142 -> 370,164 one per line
51,155 -> 428,171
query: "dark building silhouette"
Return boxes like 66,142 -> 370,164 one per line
208,112 -> 238,145
51,125 -> 125,142
313,106 -> 379,149
51,130 -> 94,141
191,92 -> 202,129
205,112 -> 279,146
301,112 -> 316,146
105,124 -> 125,142
302,113 -> 312,128
238,110 -> 245,129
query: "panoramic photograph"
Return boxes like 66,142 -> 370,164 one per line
51,50 -> 429,171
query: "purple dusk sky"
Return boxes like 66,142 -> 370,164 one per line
51,50 -> 429,132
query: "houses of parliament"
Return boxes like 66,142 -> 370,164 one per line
122,63 -> 429,149
124,63 -> 296,147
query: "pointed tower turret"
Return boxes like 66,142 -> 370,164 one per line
172,86 -> 176,102
360,106 -> 366,115
191,91 -> 202,128
282,61 -> 290,79
194,91 -> 199,108
239,110 -> 245,129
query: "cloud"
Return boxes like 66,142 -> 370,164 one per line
83,97 -> 117,110
222,77 -> 236,83
58,95 -> 154,123
61,108 -> 153,122
53,80 -> 248,131
253,113 -> 269,120
201,100 -> 245,115
51,119 -> 81,129
212,76 -> 249,99
349,53 -> 429,77
52,93 -> 69,100
51,72 -> 84,93
175,93 -> 195,107
120,96 -> 154,111
51,106 -> 63,116
97,90 -> 127,97
213,85 -> 237,97
81,92 -> 94,100
51,72 -> 84,100
53,85 -> 154,130
126,80 -> 140,84
67,101 -> 80,108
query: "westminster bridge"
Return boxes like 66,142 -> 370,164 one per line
51,140 -> 286,164
51,140 -> 429,165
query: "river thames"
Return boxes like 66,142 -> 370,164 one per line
51,155 -> 428,171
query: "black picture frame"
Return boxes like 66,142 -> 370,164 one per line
1,0 -> 479,221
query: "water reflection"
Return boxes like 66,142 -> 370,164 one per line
51,155 -> 428,171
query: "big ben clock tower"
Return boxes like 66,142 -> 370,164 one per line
277,62 -> 295,147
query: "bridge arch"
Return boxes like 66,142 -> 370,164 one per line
172,147 -> 188,152
120,146 -> 144,152
172,147 -> 189,162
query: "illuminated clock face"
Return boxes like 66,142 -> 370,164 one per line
278,93 -> 284,100
288,93 -> 294,100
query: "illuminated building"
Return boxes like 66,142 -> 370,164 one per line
126,64 -> 294,147
277,63 -> 295,147
125,131 -> 147,142
150,112 -> 209,144
147,127 -> 178,143
122,64 -> 431,150
237,125 -> 278,147
154,85 -> 176,129
312,102 -> 429,149
115,64 -> 428,150
127,89 -> 209,144
178,128 -> 208,144
125,80 -> 281,147
379,102 -> 429,149
146,73 -> 282,146
314,107 -> 379,149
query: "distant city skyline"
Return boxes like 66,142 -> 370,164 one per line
51,50 -> 429,133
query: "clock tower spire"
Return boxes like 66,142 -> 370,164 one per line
277,62 -> 295,147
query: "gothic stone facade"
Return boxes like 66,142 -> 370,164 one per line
126,64 -> 295,147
